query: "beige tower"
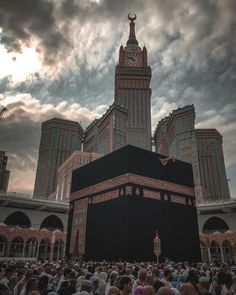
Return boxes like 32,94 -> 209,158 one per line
154,105 -> 231,202
114,14 -> 152,150
33,118 -> 83,200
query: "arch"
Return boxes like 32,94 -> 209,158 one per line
38,238 -> 50,260
4,211 -> 31,228
25,237 -> 38,258
222,240 -> 233,264
210,240 -> 221,263
40,215 -> 64,232
203,217 -> 229,233
9,236 -> 24,257
53,239 -> 64,260
0,235 -> 7,257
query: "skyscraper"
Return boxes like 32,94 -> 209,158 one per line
114,14 -> 152,150
33,118 -> 83,200
83,15 -> 152,153
0,151 -> 10,193
195,129 -> 231,201
153,105 -> 231,201
83,103 -> 128,154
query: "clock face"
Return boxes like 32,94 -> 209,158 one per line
126,52 -> 142,66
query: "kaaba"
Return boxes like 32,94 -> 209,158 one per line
66,145 -> 201,262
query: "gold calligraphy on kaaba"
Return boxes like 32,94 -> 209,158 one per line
158,157 -> 175,166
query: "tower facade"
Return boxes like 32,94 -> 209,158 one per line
195,129 -> 231,201
83,104 -> 128,155
114,14 -> 152,150
153,105 -> 231,202
33,118 -> 83,200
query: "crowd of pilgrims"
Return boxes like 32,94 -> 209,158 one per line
0,260 -> 235,295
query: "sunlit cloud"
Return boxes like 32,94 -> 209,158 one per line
0,93 -> 104,125
0,44 -> 42,83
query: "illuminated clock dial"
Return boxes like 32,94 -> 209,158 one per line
126,53 -> 141,66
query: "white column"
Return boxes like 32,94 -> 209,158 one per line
29,241 -> 33,257
220,246 -> 224,263
49,243 -> 54,261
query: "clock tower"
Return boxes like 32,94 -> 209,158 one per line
114,14 -> 152,150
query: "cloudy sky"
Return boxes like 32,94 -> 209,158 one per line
0,0 -> 235,198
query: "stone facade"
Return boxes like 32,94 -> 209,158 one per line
54,151 -> 101,202
83,120 -> 99,153
97,104 -> 128,154
0,192 -> 67,260
0,224 -> 65,260
195,129 -> 231,201
83,104 -> 128,155
33,118 -> 83,200
197,200 -> 236,263
200,231 -> 236,264
153,105 -> 230,202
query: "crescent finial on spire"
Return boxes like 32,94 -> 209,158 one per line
128,13 -> 137,22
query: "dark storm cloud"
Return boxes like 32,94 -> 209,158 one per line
60,0 -> 145,21
0,0 -> 145,65
147,0 -> 236,128
0,0 -> 70,64
151,46 -> 236,125
46,50 -> 117,106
